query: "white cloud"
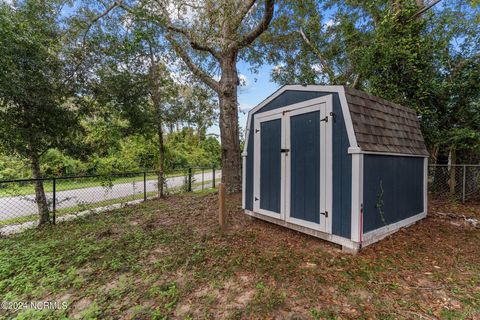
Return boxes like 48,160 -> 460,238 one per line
311,63 -> 323,73
272,64 -> 285,76
238,73 -> 248,87
324,18 -> 338,30
238,102 -> 253,114
167,1 -> 200,25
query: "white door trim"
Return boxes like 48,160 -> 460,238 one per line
253,112 -> 285,220
284,104 -> 326,232
253,95 -> 333,234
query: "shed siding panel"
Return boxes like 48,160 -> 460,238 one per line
245,125 -> 254,210
259,119 -> 282,213
290,111 -> 320,223
331,94 -> 352,238
363,155 -> 424,233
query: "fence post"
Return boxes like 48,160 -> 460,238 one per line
462,165 -> 466,203
202,168 -> 204,191
143,172 -> 147,202
188,168 -> 192,192
52,178 -> 56,225
212,167 -> 216,188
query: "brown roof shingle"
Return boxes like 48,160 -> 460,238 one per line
344,87 -> 429,156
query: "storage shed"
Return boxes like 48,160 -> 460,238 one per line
242,85 -> 429,252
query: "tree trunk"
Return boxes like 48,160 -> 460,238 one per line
30,153 -> 50,225
219,54 -> 242,194
448,148 -> 457,195
157,124 -> 165,198
197,124 -> 206,143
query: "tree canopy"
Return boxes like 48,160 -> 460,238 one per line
262,0 -> 480,163
0,0 -> 81,223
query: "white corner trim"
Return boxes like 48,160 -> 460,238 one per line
325,95 -> 333,234
242,155 -> 246,209
361,211 -> 427,247
243,85 -> 357,156
337,86 -> 358,148
348,147 -> 362,154
350,153 -> 364,243
423,157 -> 428,216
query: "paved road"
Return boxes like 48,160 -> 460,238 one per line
0,171 -> 221,221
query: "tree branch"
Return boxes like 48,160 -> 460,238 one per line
62,1 -> 122,88
93,2 -> 119,24
230,0 -> 274,51
146,1 -> 220,60
166,32 -> 220,93
351,73 -> 361,88
167,25 -> 221,60
231,0 -> 256,32
411,0 -> 441,19
298,28 -> 336,83
113,1 -> 221,92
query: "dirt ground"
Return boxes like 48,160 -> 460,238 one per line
0,191 -> 479,319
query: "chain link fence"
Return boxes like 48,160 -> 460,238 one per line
0,167 -> 221,234
428,164 -> 480,202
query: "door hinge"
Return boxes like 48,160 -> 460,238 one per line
255,197 -> 259,201
320,211 -> 328,218
255,129 -> 260,133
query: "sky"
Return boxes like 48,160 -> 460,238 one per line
236,63 -> 278,132
205,61 -> 279,137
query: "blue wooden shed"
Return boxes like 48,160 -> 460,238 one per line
242,85 -> 429,252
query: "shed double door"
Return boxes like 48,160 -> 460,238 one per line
253,96 -> 332,233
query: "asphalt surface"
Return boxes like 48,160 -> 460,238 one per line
0,171 -> 222,222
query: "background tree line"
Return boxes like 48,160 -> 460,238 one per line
261,0 -> 480,165
0,0 -> 478,225
0,0 -> 221,185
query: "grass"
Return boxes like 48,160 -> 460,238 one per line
0,194 -> 478,319
0,168 -> 214,198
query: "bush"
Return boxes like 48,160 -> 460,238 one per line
41,149 -> 88,177
0,129 -> 221,180
0,154 -> 30,180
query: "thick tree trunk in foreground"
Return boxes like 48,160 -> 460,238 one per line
219,54 -> 242,194
30,154 -> 50,225
158,125 -> 165,198
161,0 -> 274,194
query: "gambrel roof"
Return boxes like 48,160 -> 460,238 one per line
344,87 -> 429,156
244,85 -> 429,157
